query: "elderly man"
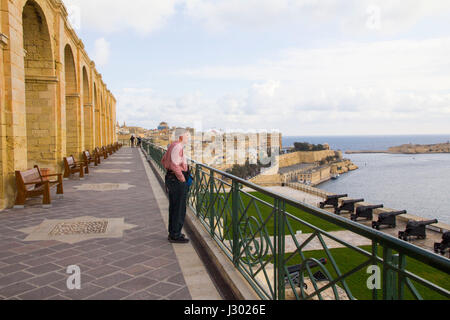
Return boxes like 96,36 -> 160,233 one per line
161,129 -> 191,243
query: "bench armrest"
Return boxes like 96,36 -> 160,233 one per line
41,173 -> 62,178
23,181 -> 41,186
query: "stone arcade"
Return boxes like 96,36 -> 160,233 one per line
0,0 -> 116,209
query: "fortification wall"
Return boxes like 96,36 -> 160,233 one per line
279,150 -> 336,168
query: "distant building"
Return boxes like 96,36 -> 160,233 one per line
158,122 -> 169,131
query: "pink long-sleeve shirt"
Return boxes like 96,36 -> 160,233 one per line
162,141 -> 188,182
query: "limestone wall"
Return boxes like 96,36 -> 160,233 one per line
0,0 -> 117,209
250,173 -> 283,186
279,150 -> 336,168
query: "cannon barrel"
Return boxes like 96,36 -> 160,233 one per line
408,219 -> 438,227
418,219 -> 438,226
327,194 -> 348,199
343,198 -> 364,204
381,210 -> 407,217
360,204 -> 384,210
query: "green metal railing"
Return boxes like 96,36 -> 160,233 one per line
141,140 -> 450,300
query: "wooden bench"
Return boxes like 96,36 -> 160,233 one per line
63,156 -> 86,179
106,145 -> 113,156
83,150 -> 98,168
97,146 -> 108,160
15,167 -> 63,208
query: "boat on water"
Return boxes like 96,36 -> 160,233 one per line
331,174 -> 340,180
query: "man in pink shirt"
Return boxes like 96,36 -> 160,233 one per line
161,129 -> 191,243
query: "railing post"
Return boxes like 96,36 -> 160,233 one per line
195,164 -> 201,218
371,241 -> 378,300
397,254 -> 406,300
274,198 -> 286,300
383,247 -> 398,300
232,180 -> 240,267
209,169 -> 215,236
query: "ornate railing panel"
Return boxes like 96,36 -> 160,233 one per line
141,140 -> 450,300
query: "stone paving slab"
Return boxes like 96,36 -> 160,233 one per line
0,147 -> 192,300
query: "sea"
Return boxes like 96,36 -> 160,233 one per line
283,135 -> 450,224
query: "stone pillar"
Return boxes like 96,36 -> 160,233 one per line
0,32 -> 8,209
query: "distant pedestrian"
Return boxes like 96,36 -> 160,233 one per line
137,137 -> 142,147
130,135 -> 135,148
161,129 -> 191,244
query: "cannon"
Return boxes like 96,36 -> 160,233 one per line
398,219 -> 438,241
351,204 -> 384,222
335,199 -> 364,215
372,210 -> 407,230
285,258 -> 328,289
319,194 -> 348,209
434,232 -> 450,257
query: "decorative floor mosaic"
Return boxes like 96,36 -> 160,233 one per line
19,216 -> 137,244
49,220 -> 109,236
74,183 -> 136,191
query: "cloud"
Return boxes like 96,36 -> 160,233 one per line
178,37 -> 450,93
92,38 -> 110,67
63,0 -> 179,34
184,0 -> 450,35
116,82 -> 450,136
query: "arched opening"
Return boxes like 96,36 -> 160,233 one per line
82,67 -> 93,150
23,0 -> 57,168
64,44 -> 79,157
101,93 -> 106,146
94,83 -> 100,147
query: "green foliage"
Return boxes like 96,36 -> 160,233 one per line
283,246 -> 450,300
226,160 -> 270,180
294,142 -> 327,152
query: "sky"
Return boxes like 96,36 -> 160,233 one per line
62,0 -> 450,136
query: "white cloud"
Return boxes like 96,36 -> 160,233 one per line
116,82 -> 450,136
116,36 -> 450,135
63,0 -> 179,34
178,37 -> 450,93
184,0 -> 450,35
92,38 -> 110,67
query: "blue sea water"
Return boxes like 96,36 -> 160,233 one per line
283,134 -> 450,151
282,135 -> 450,224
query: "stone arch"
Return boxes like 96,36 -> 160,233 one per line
64,44 -> 80,156
23,0 -> 57,168
100,92 -> 106,146
94,83 -> 101,147
82,66 -> 93,150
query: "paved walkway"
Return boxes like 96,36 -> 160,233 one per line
0,147 -> 219,300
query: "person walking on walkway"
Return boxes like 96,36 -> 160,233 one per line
130,135 -> 135,148
162,129 -> 191,244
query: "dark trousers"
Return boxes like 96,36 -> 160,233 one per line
166,175 -> 187,239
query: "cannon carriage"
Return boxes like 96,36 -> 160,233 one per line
398,219 -> 438,241
372,210 -> 407,230
319,194 -> 348,209
335,199 -> 364,215
351,204 -> 384,222
434,231 -> 450,257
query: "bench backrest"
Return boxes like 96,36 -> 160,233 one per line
83,151 -> 91,159
15,168 -> 42,191
64,156 -> 75,168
